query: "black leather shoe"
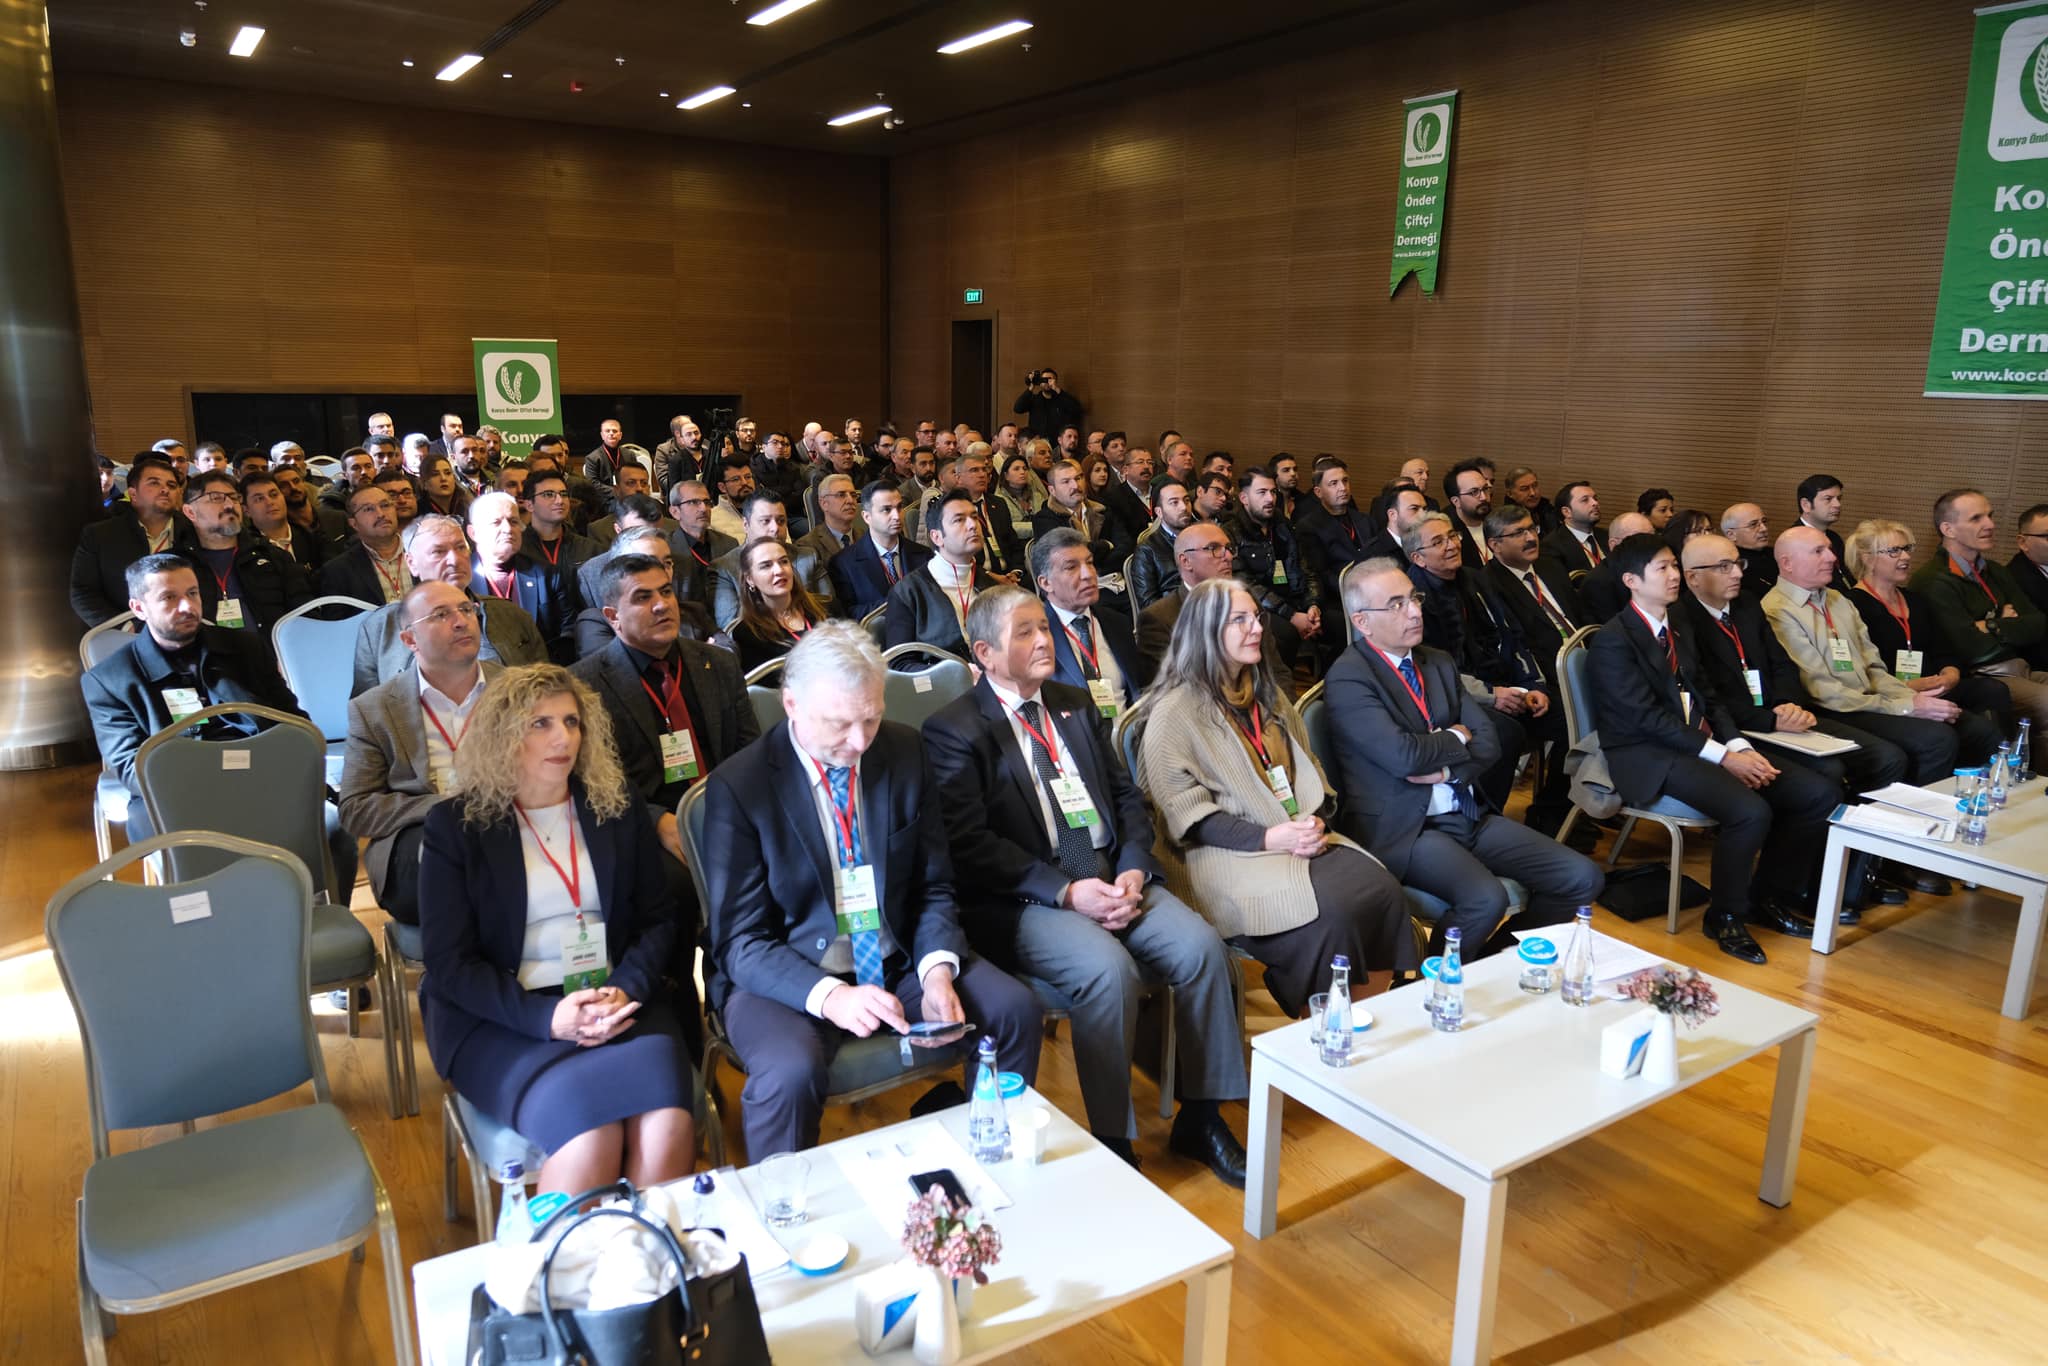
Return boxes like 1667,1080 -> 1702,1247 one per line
1747,899 -> 1815,938
1168,1114 -> 1248,1189
1705,919 -> 1767,964
1837,904 -> 1863,927
1904,870 -> 1952,896
1860,877 -> 1908,906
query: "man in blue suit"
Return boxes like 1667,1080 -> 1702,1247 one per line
830,480 -> 931,621
1032,528 -> 1144,713
700,621 -> 1041,1158
468,490 -> 572,662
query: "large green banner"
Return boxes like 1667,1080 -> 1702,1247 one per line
1926,2 -> 2048,399
1390,89 -> 1458,297
472,337 -> 562,446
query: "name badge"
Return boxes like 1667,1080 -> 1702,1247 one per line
1266,764 -> 1300,817
1894,648 -> 1924,682
1680,689 -> 1694,725
1271,562 -> 1288,585
1743,667 -> 1764,707
1050,774 -> 1100,828
215,597 -> 245,629
1087,677 -> 1119,718
1827,636 -> 1855,673
163,686 -> 203,722
834,864 -> 881,936
562,914 -> 609,992
660,729 -> 700,783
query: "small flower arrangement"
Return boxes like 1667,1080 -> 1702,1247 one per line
1617,966 -> 1720,1028
902,1185 -> 1002,1285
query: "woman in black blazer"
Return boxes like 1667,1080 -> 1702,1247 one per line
419,663 -> 695,1194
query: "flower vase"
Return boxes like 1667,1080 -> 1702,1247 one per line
911,1265 -> 962,1365
1643,1011 -> 1679,1086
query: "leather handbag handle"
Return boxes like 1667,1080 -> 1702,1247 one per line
531,1183 -> 701,1365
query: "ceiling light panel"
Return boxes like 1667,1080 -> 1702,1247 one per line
827,104 -> 891,127
228,25 -> 264,57
938,20 -> 1033,54
747,0 -> 823,25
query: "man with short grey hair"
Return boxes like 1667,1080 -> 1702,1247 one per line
791,472 -> 864,613
401,432 -> 432,477
350,513 -> 547,694
700,620 -> 1042,1159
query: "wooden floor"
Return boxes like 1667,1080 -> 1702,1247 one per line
4,761 -> 2047,1364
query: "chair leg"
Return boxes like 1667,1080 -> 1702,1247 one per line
92,803 -> 112,863
1665,824 -> 1686,934
1556,807 -> 1579,846
346,979 -> 362,1039
1157,985 -> 1177,1121
468,1138 -> 495,1244
376,1189 -> 418,1366
1605,815 -> 1638,870
442,1101 -> 461,1225
701,1051 -> 729,1170
352,1242 -> 366,1264
77,1200 -> 110,1366
379,960 -> 402,1121
401,962 -> 421,1117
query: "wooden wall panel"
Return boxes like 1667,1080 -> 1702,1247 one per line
891,0 -> 2043,541
56,75 -> 884,455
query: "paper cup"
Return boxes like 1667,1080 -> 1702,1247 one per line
1017,1105 -> 1053,1164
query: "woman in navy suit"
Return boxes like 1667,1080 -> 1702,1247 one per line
419,663 -> 695,1194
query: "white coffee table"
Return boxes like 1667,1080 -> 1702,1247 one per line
1813,778 -> 2048,1019
413,1090 -> 1233,1365
1243,955 -> 1817,1366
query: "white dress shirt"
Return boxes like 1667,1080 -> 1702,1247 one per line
1378,648 -> 1462,815
513,798 -> 603,988
418,666 -> 486,794
985,678 -> 1113,855
1634,605 -> 1750,764
1049,601 -> 1129,704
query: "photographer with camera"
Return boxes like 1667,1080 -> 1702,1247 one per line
1014,367 -> 1083,442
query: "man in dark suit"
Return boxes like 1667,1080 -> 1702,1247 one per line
1794,472 -> 1854,596
924,587 -> 1248,1180
1443,458 -> 1497,571
791,472 -> 865,614
1232,466 -> 1323,671
320,483 -> 413,606
70,453 -> 193,626
1293,459 -> 1377,616
1325,558 -> 1603,955
178,468 -> 312,634
1576,510 -> 1653,622
957,446 -> 1029,588
352,514 -> 548,695
1587,534 -> 1837,964
425,413 -> 462,459
1542,480 -> 1608,577
700,622 -> 1042,1159
469,490 -> 571,661
521,468 -> 602,607
666,479 -> 735,623
833,481 -> 931,622
1721,503 -> 1780,601
1098,447 -> 1155,565
2011,502 -> 2048,629
338,580 -> 502,923
885,490 -> 993,659
1032,459 -> 1126,571
1483,505 -> 1589,683
1130,478 -> 1195,611
1033,529 -> 1142,716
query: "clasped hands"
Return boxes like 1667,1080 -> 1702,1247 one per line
550,985 -> 641,1047
1263,815 -> 1329,859
1063,868 -> 1147,931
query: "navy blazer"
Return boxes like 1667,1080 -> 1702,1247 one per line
1323,639 -> 1499,879
82,626 -> 304,794
921,678 -> 1159,915
417,786 -> 678,1079
1044,600 -> 1141,706
472,551 -> 571,661
831,535 -> 932,622
1585,608 -> 1738,808
319,541 -> 391,607
700,720 -> 966,1013
570,636 -> 758,824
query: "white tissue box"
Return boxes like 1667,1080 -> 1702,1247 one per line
853,1262 -> 923,1354
1600,1008 -> 1655,1079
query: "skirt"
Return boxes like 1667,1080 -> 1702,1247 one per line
1228,846 -> 1418,1017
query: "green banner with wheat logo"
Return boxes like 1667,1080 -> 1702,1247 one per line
472,338 -> 562,447
1390,89 -> 1457,296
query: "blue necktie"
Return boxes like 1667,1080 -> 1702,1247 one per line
1402,657 -> 1482,820
1397,657 -> 1426,709
825,765 -> 885,987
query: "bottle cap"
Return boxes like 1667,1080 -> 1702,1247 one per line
1331,954 -> 1351,969
1517,936 -> 1559,965
1420,956 -> 1443,982
693,1172 -> 715,1196
501,1160 -> 523,1181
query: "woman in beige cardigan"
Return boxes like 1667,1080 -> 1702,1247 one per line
1134,579 -> 1415,1015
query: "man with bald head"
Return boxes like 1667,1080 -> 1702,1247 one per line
1721,503 -> 1777,599
1578,510 -> 1654,621
1135,520 -> 1257,685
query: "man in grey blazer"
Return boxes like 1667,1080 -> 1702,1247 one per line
1323,557 -> 1603,955
338,579 -> 503,923
350,514 -> 547,695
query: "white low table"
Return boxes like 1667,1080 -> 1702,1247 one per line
1813,778 -> 2048,1019
1243,955 -> 1817,1365
414,1091 -> 1233,1365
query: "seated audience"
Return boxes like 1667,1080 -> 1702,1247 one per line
1137,577 -> 1417,1011
418,453 -> 470,522
352,515 -> 547,695
1908,488 -> 2048,739
731,537 -> 831,671
1293,459 -> 1377,600
522,469 -> 604,592
699,623 -> 1042,1158
957,445 -> 1028,586
993,453 -> 1043,538
667,478 -> 734,618
320,482 -> 412,605
1138,520 -> 1253,687
1502,464 -> 1559,538
1795,473 -> 1855,595
71,453 -> 191,625
710,491 -> 791,630
585,463 -> 662,544
1130,478 -> 1196,611
653,414 -> 706,493
1034,528 -> 1142,716
708,457 -> 754,544
1482,505 -> 1590,681
1542,480 -> 1607,576
1638,488 -> 1677,532
578,499 -> 669,612
420,665 -> 696,1193
1443,459 -> 1496,568
832,480 -> 930,622
179,468 -> 311,633
2009,502 -> 2048,628
924,587 -> 1249,1180
1099,446 -> 1155,557
246,468 -> 326,575
1721,503 -> 1779,599
1032,458 -> 1124,570
1576,510 -> 1654,621
885,489 -> 994,659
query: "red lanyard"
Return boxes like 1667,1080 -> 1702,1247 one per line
1949,553 -> 2000,610
145,521 -> 175,553
1063,617 -> 1099,675
1858,581 -> 1913,647
1008,701 -> 1066,774
420,694 -> 472,753
1236,701 -> 1275,768
687,540 -> 712,568
208,561 -> 234,597
536,535 -> 563,568
515,800 -> 583,906
1368,644 -> 1432,726
1710,614 -> 1747,669
637,662 -> 689,731
1631,603 -> 1677,673
371,550 -> 407,599
808,759 -> 861,866
944,565 -> 974,618
1812,596 -> 1839,641
483,570 -> 517,600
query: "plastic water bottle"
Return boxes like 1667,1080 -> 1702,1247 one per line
967,1036 -> 1009,1164
1561,906 -> 1597,1007
1434,929 -> 1465,1033
1318,955 -> 1353,1067
1957,767 -> 1989,846
495,1161 -> 533,1246
2014,719 -> 2033,786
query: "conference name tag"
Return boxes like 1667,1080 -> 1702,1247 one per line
1894,649 -> 1924,682
163,687 -> 203,723
1828,636 -> 1855,673
561,914 -> 609,992
659,730 -> 700,783
835,864 -> 881,936
1050,775 -> 1100,828
216,598 -> 245,629
1266,764 -> 1300,817
1679,689 -> 1694,725
1743,668 -> 1765,707
1271,562 -> 1288,586
1088,678 -> 1119,718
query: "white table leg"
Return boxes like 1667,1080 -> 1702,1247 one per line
1449,1177 -> 1506,1366
2003,886 -> 2046,1020
1759,1026 -> 1815,1207
1181,1261 -> 1232,1366
1811,828 -> 1851,955
1243,1054 -> 1283,1239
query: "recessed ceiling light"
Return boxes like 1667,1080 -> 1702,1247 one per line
747,0 -> 822,26
678,85 -> 736,110
659,91 -> 669,98
228,25 -> 264,57
937,20 -> 1033,54
401,58 -> 414,67
501,71 -> 513,78
741,101 -> 752,108
179,29 -> 196,47
827,104 -> 891,127
436,54 -> 482,82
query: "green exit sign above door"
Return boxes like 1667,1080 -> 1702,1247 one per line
963,288 -> 984,305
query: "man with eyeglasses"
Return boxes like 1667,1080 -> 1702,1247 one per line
71,452 -> 196,626
709,456 -> 755,544
337,579 -> 502,924
2009,503 -> 2048,631
351,514 -> 547,695
1324,557 -> 1603,957
1443,458 -> 1496,567
519,470 -> 602,629
792,472 -> 866,615
1136,521 -> 1259,685
320,484 -> 412,606
666,478 -> 733,619
178,468 -> 310,634
1720,503 -> 1778,599
1483,504 -> 1589,682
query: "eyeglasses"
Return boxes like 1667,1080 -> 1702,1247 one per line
1357,595 -> 1423,614
1418,535 -> 1457,552
190,491 -> 243,506
1182,542 -> 1234,559
404,602 -> 483,630
675,496 -> 711,508
532,489 -> 571,501
1688,559 -> 1741,574
1873,543 -> 1916,558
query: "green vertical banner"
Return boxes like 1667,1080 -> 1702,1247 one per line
472,338 -> 562,446
1390,89 -> 1458,297
1926,2 -> 2048,398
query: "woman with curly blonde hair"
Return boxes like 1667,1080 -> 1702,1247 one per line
419,664 -> 695,1193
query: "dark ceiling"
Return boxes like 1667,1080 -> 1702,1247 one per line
49,0 -> 1516,156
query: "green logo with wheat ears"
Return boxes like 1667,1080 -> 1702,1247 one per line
2021,38 -> 2048,123
1412,110 -> 1443,156
494,359 -> 542,407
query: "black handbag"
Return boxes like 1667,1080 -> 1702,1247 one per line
468,1180 -> 772,1366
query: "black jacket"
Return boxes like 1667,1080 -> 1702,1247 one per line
1411,564 -> 1542,691
1230,509 -> 1316,617
1012,387 -> 1083,442
192,539 -> 314,634
319,541 -> 406,607
1129,526 -> 1181,611
82,625 -> 303,795
70,512 -> 196,626
1675,594 -> 1813,734
883,563 -> 991,659
1293,502 -> 1376,606
570,636 -> 757,828
1542,524 -> 1607,577
1585,608 -> 1735,809
1483,556 -> 1588,687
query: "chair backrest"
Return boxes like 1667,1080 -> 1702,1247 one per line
272,596 -> 376,741
79,611 -> 138,672
45,832 -> 323,1149
744,658 -> 785,687
136,704 -> 337,899
1297,678 -> 1333,776
803,484 -> 819,527
748,685 -> 785,737
861,604 -> 888,648
1336,562 -> 1369,644
1555,624 -> 1600,748
305,455 -> 343,480
879,648 -> 973,727
675,783 -> 715,922
1114,703 -> 1149,779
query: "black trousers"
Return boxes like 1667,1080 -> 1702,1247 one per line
1652,754 -> 1837,923
1810,708 -> 1966,787
379,824 -> 427,925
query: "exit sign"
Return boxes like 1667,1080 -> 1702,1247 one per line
963,288 -> 984,305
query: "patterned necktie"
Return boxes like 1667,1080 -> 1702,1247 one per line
1523,571 -> 1572,633
824,765 -> 886,987
1397,657 -> 1427,714
1019,700 -> 1097,880
1071,614 -> 1100,680
1401,657 -> 1480,819
1586,533 -> 1604,565
883,549 -> 899,584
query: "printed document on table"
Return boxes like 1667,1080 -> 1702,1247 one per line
1838,803 -> 1950,842
831,1120 -> 1013,1232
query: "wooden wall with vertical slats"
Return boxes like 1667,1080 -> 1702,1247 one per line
891,0 -> 2039,536
55,75 -> 885,456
